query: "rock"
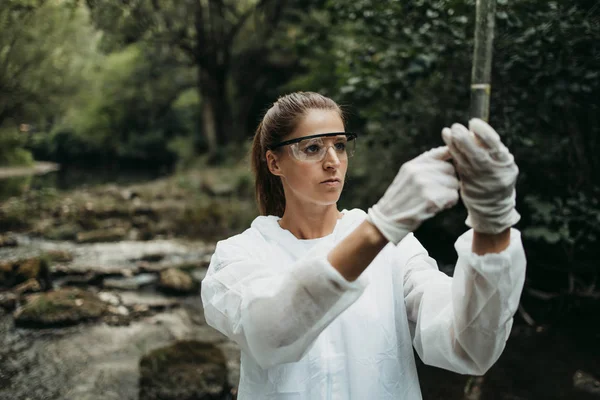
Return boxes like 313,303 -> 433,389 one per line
76,227 -> 128,243
97,291 -> 121,306
96,218 -> 132,231
103,273 -> 158,290
53,272 -> 103,288
0,257 -> 51,290
139,340 -> 229,400
133,304 -> 150,313
127,228 -> 141,241
157,268 -> 199,295
107,305 -> 129,316
133,253 -> 166,263
53,264 -> 139,279
139,261 -> 205,274
43,223 -> 81,241
132,215 -> 153,229
202,182 -> 235,197
43,249 -> 74,263
13,278 -> 42,295
120,189 -> 139,201
13,288 -> 107,328
0,292 -> 17,312
0,233 -> 18,247
88,206 -> 130,219
137,262 -> 166,273
119,291 -> 179,310
132,205 -> 156,217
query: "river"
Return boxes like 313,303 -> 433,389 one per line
0,165 -> 241,399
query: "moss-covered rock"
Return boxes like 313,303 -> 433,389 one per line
43,223 -> 81,241
157,268 -> 199,295
76,227 -> 128,243
13,278 -> 42,294
0,257 -> 50,289
13,287 -> 107,328
42,249 -> 74,263
139,340 -> 229,400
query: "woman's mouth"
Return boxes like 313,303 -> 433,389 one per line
321,178 -> 341,186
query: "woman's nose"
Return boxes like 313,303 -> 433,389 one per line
323,146 -> 341,168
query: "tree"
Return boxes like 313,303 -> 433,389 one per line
0,0 -> 94,128
86,0 -> 294,157
47,44 -> 198,165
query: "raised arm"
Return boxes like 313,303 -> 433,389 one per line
404,118 -> 526,374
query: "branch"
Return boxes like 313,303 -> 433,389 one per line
223,1 -> 266,49
518,303 -> 536,327
257,0 -> 289,43
525,287 -> 560,300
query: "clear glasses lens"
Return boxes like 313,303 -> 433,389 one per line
289,135 -> 355,162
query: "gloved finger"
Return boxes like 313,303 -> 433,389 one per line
416,156 -> 459,181
425,187 -> 460,211
451,123 -> 489,166
489,144 -> 513,164
428,157 -> 458,176
442,127 -> 473,170
421,167 -> 460,191
422,146 -> 452,161
469,118 -> 503,151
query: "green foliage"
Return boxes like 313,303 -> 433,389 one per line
0,148 -> 33,167
523,192 -> 600,267
37,44 -> 197,165
0,175 -> 32,201
0,1 -> 96,126
289,0 -> 600,293
85,0 -> 313,154
0,129 -> 34,167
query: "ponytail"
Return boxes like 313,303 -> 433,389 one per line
251,122 -> 286,216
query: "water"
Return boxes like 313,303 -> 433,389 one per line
0,236 -> 239,400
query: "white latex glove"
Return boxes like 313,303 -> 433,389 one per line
367,146 -> 460,244
441,118 -> 521,234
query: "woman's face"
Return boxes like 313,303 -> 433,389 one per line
267,109 -> 348,208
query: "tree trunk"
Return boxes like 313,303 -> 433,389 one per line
201,93 -> 218,156
198,67 -> 231,157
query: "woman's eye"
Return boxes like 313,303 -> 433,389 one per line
304,144 -> 321,154
334,142 -> 346,151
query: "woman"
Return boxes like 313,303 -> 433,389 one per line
201,92 -> 526,399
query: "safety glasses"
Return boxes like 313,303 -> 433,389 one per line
268,132 -> 357,162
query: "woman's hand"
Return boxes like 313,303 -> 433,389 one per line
441,118 -> 520,234
366,146 -> 460,244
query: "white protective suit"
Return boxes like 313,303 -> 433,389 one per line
201,208 -> 526,399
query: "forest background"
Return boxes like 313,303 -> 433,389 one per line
0,0 -> 599,396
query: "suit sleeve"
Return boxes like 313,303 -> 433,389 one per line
201,239 -> 368,369
398,229 -> 526,375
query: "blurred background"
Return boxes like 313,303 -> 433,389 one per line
0,0 -> 599,399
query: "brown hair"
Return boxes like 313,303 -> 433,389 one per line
251,92 -> 344,216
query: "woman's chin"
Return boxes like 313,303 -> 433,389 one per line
317,191 -> 342,204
